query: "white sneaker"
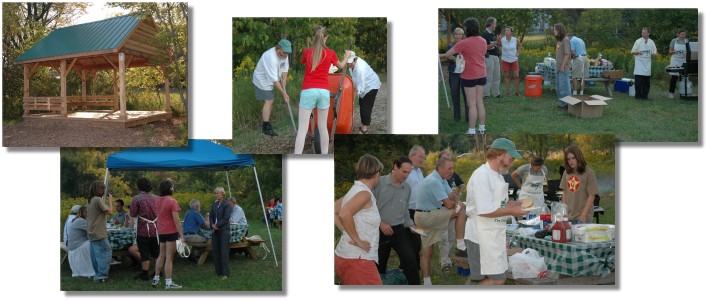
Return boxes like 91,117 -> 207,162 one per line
668,92 -> 674,99
165,282 -> 182,289
465,129 -> 476,135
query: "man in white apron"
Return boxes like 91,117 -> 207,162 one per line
631,27 -> 658,100
465,138 -> 527,285
511,155 -> 548,213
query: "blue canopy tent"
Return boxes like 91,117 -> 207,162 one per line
105,139 -> 278,266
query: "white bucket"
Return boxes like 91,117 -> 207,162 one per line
629,85 -> 635,96
679,78 -> 693,96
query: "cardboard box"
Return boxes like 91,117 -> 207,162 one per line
560,95 -> 611,118
602,69 -> 624,79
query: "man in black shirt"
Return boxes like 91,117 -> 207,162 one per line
481,17 -> 502,99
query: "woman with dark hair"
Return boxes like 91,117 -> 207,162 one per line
335,154 -> 384,285
67,206 -> 95,278
500,26 -> 522,96
130,177 -> 160,281
444,17 -> 488,136
152,179 -> 184,289
553,23 -> 572,109
210,186 -> 232,279
86,181 -> 113,283
560,146 -> 599,223
440,27 -> 469,122
294,25 -> 352,154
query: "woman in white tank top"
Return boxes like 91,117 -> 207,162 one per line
334,154 -> 384,285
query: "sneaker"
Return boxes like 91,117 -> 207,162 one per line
465,129 -> 476,135
478,129 -> 486,135
220,276 -> 229,280
668,92 -> 674,99
455,249 -> 468,258
95,278 -> 112,284
110,259 -> 121,265
165,282 -> 182,289
262,123 -> 278,137
441,264 -> 452,273
151,278 -> 159,287
483,96 -> 490,100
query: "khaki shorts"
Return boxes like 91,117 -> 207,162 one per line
414,208 -> 454,248
571,56 -> 590,79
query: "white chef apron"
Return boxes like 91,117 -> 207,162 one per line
518,168 -> 546,212
669,40 -> 687,76
476,181 -> 509,275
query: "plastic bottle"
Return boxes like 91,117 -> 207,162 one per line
551,216 -> 571,243
540,206 -> 551,230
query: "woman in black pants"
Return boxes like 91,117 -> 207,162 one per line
442,27 -> 468,122
210,186 -> 232,279
348,53 -> 381,134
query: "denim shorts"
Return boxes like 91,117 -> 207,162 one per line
299,88 -> 330,110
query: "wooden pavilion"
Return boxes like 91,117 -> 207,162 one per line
14,13 -> 172,128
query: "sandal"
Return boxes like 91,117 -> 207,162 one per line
442,264 -> 452,273
358,127 -> 368,134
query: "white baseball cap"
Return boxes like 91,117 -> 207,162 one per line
347,51 -> 357,64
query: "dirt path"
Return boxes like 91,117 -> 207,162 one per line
243,80 -> 388,154
2,118 -> 186,147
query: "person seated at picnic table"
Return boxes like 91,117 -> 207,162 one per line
67,206 -> 95,278
64,205 -> 81,246
111,199 -> 129,227
183,199 -> 209,244
228,197 -> 248,225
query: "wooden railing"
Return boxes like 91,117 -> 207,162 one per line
23,96 -> 65,113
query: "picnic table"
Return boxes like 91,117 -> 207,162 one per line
187,224 -> 265,265
535,63 -> 617,96
107,228 -> 134,250
513,234 -> 615,278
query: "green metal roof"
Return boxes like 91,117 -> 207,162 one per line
15,13 -> 145,63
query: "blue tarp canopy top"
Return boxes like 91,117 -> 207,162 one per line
107,139 -> 254,171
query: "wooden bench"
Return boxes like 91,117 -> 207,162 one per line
187,238 -> 265,266
583,78 -> 618,97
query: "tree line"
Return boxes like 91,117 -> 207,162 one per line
233,18 -> 388,75
439,8 -> 698,53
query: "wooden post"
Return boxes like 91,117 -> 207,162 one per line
113,70 -> 118,110
162,65 -> 172,116
60,60 -> 67,116
81,70 -> 87,102
119,53 -> 126,118
23,64 -> 30,116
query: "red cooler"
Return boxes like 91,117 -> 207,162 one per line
525,75 -> 542,98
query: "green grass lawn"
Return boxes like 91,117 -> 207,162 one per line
61,221 -> 282,291
438,80 -> 699,142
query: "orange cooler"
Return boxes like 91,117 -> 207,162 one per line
525,75 -> 542,98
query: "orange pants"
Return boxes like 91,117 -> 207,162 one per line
334,255 -> 382,285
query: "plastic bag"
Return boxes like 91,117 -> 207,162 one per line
508,248 -> 547,279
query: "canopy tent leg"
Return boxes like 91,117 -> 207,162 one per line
102,168 -> 110,199
254,166 -> 278,267
225,170 -> 233,199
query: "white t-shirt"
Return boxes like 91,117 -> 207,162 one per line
464,162 -> 506,243
350,58 -> 381,97
252,47 -> 289,90
501,36 -> 518,63
631,38 -> 657,76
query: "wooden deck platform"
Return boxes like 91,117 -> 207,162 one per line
23,110 -> 170,128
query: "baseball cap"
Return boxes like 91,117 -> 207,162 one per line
347,51 -> 357,64
278,39 -> 292,53
490,138 -> 522,158
70,205 -> 81,214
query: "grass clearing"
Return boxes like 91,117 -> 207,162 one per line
438,80 -> 698,142
60,221 -> 282,291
